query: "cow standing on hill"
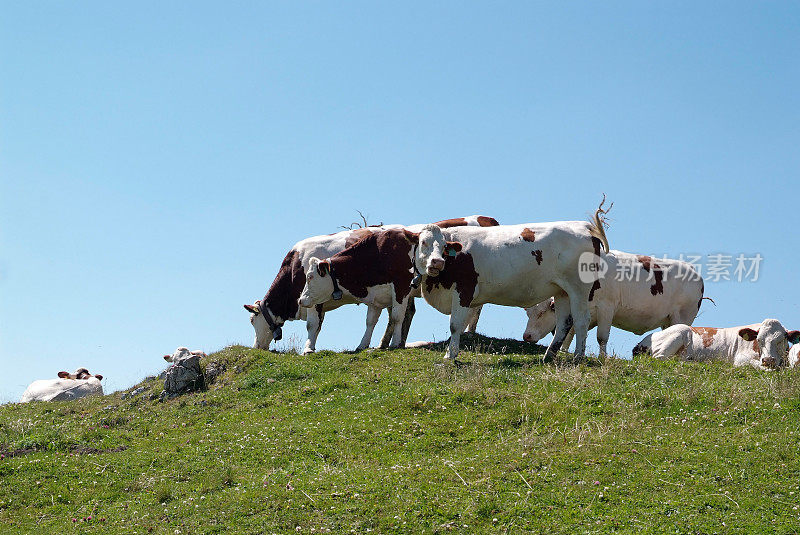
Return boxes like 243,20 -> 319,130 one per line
523,251 -> 709,356
245,216 -> 499,354
632,318 -> 800,370
405,205 -> 609,364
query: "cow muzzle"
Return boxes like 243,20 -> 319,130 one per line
427,258 -> 445,276
762,356 -> 778,369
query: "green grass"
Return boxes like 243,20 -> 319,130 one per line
2,343 -> 800,534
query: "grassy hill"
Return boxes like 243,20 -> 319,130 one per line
2,341 -> 800,534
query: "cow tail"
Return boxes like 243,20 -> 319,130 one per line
590,194 -> 612,253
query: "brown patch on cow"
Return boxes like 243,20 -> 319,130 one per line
691,327 -> 718,348
326,229 -> 415,305
531,249 -> 543,265
752,338 -> 760,354
425,251 -> 479,307
344,228 -> 373,248
589,280 -> 601,301
637,255 -> 665,296
591,236 -> 602,256
520,228 -> 536,242
260,249 -> 306,322
477,216 -> 499,227
433,217 -> 468,229
697,280 -> 705,309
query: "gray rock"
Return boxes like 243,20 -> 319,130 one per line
205,361 -> 227,384
161,353 -> 205,400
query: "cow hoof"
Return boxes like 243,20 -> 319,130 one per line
302,349 -> 315,356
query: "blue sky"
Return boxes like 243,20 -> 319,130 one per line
2,2 -> 799,402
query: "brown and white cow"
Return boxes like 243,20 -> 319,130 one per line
403,204 -> 610,364
632,319 -> 800,370
245,216 -> 499,354
523,251 -> 707,355
20,368 -> 104,403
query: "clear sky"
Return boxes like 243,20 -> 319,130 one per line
2,2 -> 799,402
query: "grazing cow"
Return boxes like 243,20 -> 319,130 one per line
632,319 -> 800,370
403,203 -> 610,364
164,347 -> 207,362
523,251 -> 708,355
20,368 -> 104,403
245,216 -> 499,354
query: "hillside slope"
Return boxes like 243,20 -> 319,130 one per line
2,343 -> 800,534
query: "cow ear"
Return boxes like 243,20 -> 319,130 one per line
738,328 -> 759,341
243,303 -> 259,314
57,371 -> 70,378
94,374 -> 103,381
445,241 -> 463,256
163,354 -> 172,361
787,330 -> 800,344
402,229 -> 420,244
317,261 -> 330,277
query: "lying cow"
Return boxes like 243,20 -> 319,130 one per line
164,347 -> 207,362
20,368 -> 104,403
632,318 -> 800,370
523,251 -> 708,355
245,216 -> 498,354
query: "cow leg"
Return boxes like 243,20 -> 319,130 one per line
399,298 -> 416,346
594,306 -> 614,357
378,307 -> 394,349
544,293 -> 573,362
463,305 -> 482,333
388,299 -> 409,349
562,328 -> 575,352
356,305 -> 382,352
446,304 -> 471,365
303,307 -> 324,355
567,287 -> 591,361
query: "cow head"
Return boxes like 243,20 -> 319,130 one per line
163,347 -> 207,362
407,224 -> 463,277
57,368 -> 103,381
299,258 -> 336,308
523,298 -> 557,343
738,319 -> 800,369
243,300 -> 281,349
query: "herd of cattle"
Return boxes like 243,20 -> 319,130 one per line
18,199 -> 800,403
244,199 -> 799,370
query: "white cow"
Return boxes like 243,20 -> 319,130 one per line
523,251 -> 707,355
164,347 -> 207,362
632,318 -> 800,370
20,368 -> 104,403
788,344 -> 800,368
404,203 -> 610,364
244,216 -> 499,354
